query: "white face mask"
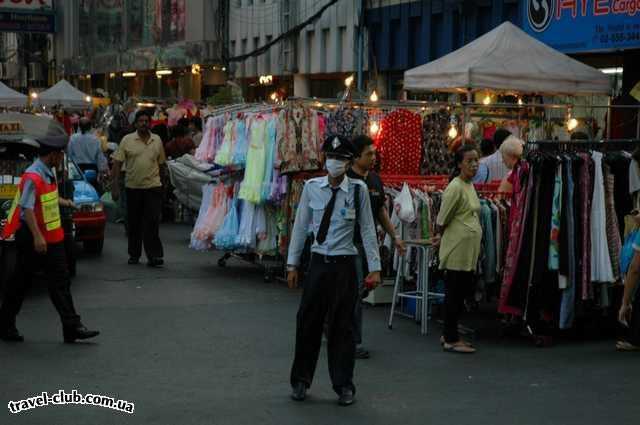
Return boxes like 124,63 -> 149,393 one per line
325,158 -> 349,178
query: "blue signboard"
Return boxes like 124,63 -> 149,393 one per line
522,0 -> 640,53
0,11 -> 55,33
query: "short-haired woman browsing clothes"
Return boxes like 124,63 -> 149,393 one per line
432,145 -> 482,354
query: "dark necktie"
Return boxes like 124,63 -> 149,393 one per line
315,188 -> 339,245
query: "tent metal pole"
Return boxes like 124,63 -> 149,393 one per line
607,97 -> 612,141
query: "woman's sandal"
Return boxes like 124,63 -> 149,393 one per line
440,336 -> 474,348
442,341 -> 476,354
616,340 -> 640,352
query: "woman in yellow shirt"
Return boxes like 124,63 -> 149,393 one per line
432,144 -> 482,353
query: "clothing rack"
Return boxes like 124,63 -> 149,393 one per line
527,139 -> 640,152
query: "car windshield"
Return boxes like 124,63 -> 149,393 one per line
66,156 -> 84,181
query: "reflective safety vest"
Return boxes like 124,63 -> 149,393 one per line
2,172 -> 64,244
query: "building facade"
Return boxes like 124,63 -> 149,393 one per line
365,0 -> 522,99
57,0 -> 225,101
228,0 -> 367,100
0,0 -> 56,92
365,0 -> 639,100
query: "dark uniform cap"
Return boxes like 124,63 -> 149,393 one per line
36,135 -> 68,155
322,135 -> 355,159
37,135 -> 68,150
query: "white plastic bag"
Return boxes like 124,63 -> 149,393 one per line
394,183 -> 416,223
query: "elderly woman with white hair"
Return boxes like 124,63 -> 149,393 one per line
497,135 -> 525,194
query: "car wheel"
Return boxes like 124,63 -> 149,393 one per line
83,239 -> 104,254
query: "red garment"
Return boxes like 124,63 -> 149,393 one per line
377,109 -> 422,175
165,136 -> 195,158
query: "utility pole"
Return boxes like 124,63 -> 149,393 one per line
356,0 -> 365,92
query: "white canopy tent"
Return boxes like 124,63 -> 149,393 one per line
35,79 -> 91,109
0,81 -> 28,108
404,22 -> 610,95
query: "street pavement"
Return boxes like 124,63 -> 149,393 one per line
1,223 -> 638,425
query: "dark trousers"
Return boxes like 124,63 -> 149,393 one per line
0,227 -> 81,328
126,188 -> 163,260
443,270 -> 474,343
291,254 -> 358,395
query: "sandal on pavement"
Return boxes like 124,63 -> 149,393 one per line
440,336 -> 474,347
616,341 -> 640,352
443,341 -> 476,354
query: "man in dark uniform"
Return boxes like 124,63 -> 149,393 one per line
0,136 -> 100,343
347,135 -> 406,359
287,135 -> 381,406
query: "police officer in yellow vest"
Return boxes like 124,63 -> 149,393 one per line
0,136 -> 100,343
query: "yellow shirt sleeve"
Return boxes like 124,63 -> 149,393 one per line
158,141 -> 167,165
437,179 -> 462,228
112,139 -> 127,163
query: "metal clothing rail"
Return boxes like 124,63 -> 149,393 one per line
291,97 -> 640,140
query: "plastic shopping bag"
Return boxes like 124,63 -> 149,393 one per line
394,183 -> 416,223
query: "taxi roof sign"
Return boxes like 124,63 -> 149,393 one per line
0,122 -> 24,135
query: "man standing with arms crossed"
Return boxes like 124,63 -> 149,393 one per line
111,110 -> 166,267
287,135 -> 381,406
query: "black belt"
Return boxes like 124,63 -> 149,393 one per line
311,253 -> 355,264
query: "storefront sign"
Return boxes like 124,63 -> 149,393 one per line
523,0 -> 640,53
0,10 -> 55,32
0,0 -> 53,11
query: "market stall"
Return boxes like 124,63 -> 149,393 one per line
404,22 -> 610,95
0,82 -> 28,109
34,79 -> 92,110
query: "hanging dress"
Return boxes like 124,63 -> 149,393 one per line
190,184 -> 215,251
236,200 -> 257,248
590,151 -> 614,283
232,119 -> 249,166
261,117 -> 278,202
214,197 -> 240,250
214,120 -> 235,166
238,117 -> 268,203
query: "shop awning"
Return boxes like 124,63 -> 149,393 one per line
0,82 -> 28,108
35,79 -> 91,109
404,22 -> 610,95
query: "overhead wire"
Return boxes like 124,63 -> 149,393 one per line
226,0 -> 340,63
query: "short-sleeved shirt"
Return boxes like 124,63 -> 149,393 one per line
68,132 -> 108,171
347,168 -> 385,245
112,131 -> 166,189
18,159 -> 56,219
436,177 -> 483,271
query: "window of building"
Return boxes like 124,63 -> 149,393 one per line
322,28 -> 330,73
337,26 -> 346,72
307,30 -> 315,74
253,36 -> 260,76
241,39 -> 248,77
264,35 -> 273,75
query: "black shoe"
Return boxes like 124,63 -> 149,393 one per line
147,258 -> 164,268
355,346 -> 370,360
291,382 -> 307,402
128,257 -> 140,265
338,388 -> 355,406
63,325 -> 100,343
0,326 -> 24,342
